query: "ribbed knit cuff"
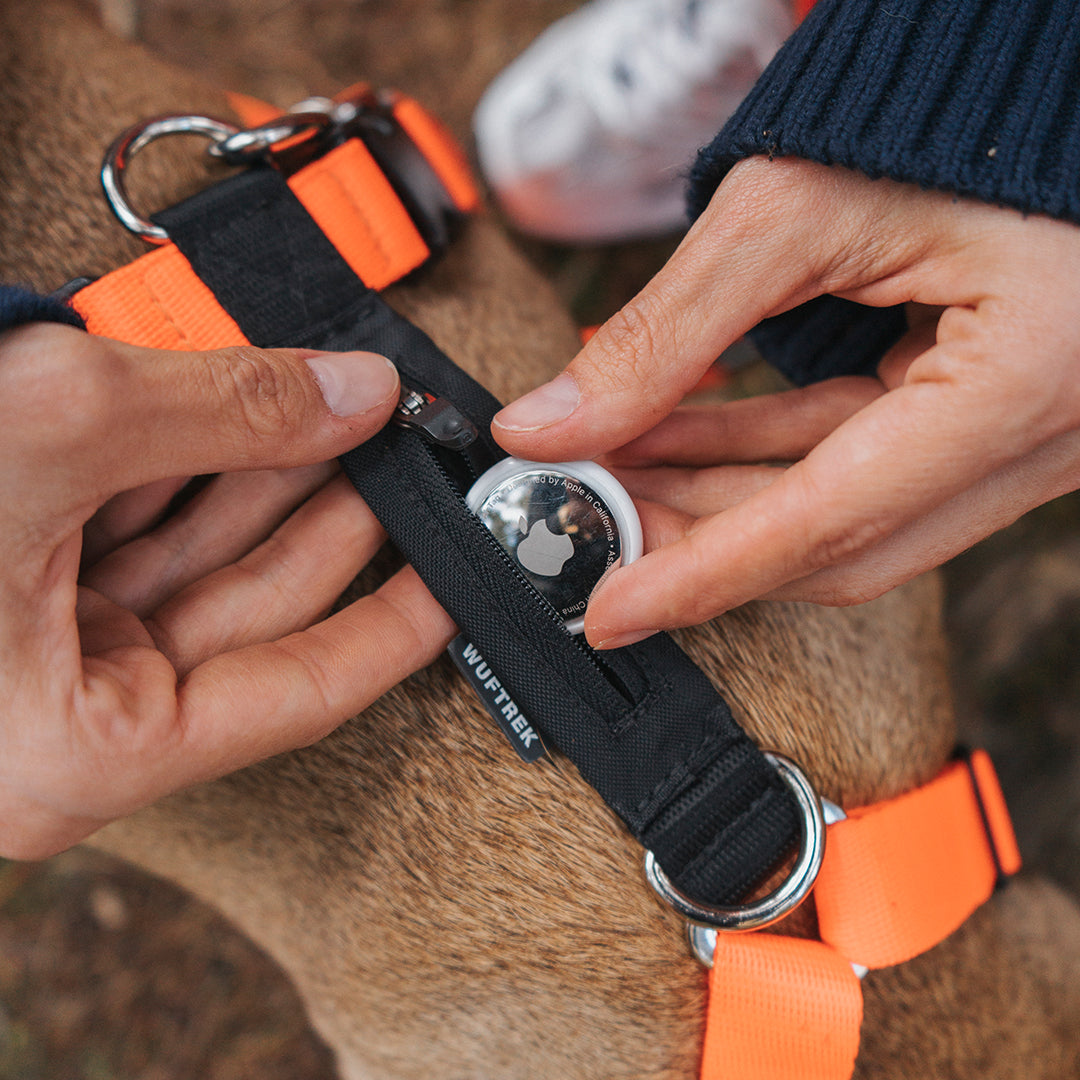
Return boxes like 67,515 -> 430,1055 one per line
0,285 -> 86,334
686,0 -> 1080,385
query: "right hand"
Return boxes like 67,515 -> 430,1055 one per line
0,323 -> 455,860
491,158 -> 1080,648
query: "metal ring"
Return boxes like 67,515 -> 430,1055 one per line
206,111 -> 332,165
687,916 -> 869,980
644,752 -> 826,933
101,114 -> 241,243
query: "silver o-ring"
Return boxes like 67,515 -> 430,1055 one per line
101,115 -> 241,244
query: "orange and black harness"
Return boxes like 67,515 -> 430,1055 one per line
63,87 -> 1021,1080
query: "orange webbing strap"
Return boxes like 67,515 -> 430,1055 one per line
815,750 -> 1021,969
702,933 -> 863,1080
320,84 -> 480,215
74,137 -> 426,345
230,84 -> 479,214
72,243 -> 249,350
288,139 -> 430,290
700,752 -> 1019,1080
388,93 -> 480,214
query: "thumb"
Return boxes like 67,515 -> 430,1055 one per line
490,158 -> 813,461
1,324 -> 400,503
490,157 -> 922,462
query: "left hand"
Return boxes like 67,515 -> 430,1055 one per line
491,158 -> 1080,648
0,326 -> 455,859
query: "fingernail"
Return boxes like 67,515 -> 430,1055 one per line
593,628 -> 658,651
306,352 -> 398,417
493,373 -> 580,432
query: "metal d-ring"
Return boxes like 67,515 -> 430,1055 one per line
644,752 -> 826,934
101,114 -> 241,244
685,794 -> 853,970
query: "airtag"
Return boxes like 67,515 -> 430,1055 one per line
466,457 -> 642,634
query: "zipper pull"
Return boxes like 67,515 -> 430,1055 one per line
394,385 -> 478,451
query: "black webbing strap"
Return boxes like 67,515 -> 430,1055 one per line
153,163 -> 801,907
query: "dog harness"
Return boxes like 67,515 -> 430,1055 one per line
64,86 -> 1021,1080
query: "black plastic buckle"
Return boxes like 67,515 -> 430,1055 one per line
272,89 -> 463,257
346,95 -> 463,256
955,745 -> 1013,891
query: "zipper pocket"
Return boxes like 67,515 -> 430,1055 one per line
392,400 -> 634,704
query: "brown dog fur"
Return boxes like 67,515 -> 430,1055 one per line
4,2 -> 1080,1076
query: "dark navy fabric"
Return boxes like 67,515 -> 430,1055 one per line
686,0 -> 1080,385
0,285 -> 85,334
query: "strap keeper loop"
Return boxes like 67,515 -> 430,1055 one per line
955,745 -> 1020,890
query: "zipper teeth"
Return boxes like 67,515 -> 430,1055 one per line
418,439 -> 619,689
482,523 -> 621,689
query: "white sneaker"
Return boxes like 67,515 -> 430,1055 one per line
473,0 -> 794,243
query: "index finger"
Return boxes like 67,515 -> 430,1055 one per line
583,340 -> 1046,644
174,566 -> 455,781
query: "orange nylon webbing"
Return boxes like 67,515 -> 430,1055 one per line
702,933 -> 863,1080
287,139 -> 429,291
71,92 -> 477,348
225,91 -> 282,128
73,243 -> 248,350
699,752 -> 1019,1080
229,86 -> 479,215
815,751 -> 1020,969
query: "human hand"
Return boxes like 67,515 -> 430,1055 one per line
491,158 -> 1080,647
0,324 -> 454,859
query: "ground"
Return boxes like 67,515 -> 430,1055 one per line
3,2 -> 1079,1077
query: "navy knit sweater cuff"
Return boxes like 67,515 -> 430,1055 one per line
686,0 -> 1080,385
0,285 -> 86,334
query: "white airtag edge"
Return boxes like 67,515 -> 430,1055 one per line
466,457 -> 643,634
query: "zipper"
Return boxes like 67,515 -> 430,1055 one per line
394,384 -> 478,451
392,389 -> 629,701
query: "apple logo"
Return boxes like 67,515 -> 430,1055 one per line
516,516 -> 575,576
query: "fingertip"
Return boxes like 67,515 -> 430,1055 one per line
591,627 -> 659,651
583,563 -> 643,649
492,371 -> 580,435
305,351 -> 399,420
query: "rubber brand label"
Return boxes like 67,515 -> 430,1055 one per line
447,636 -> 546,763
